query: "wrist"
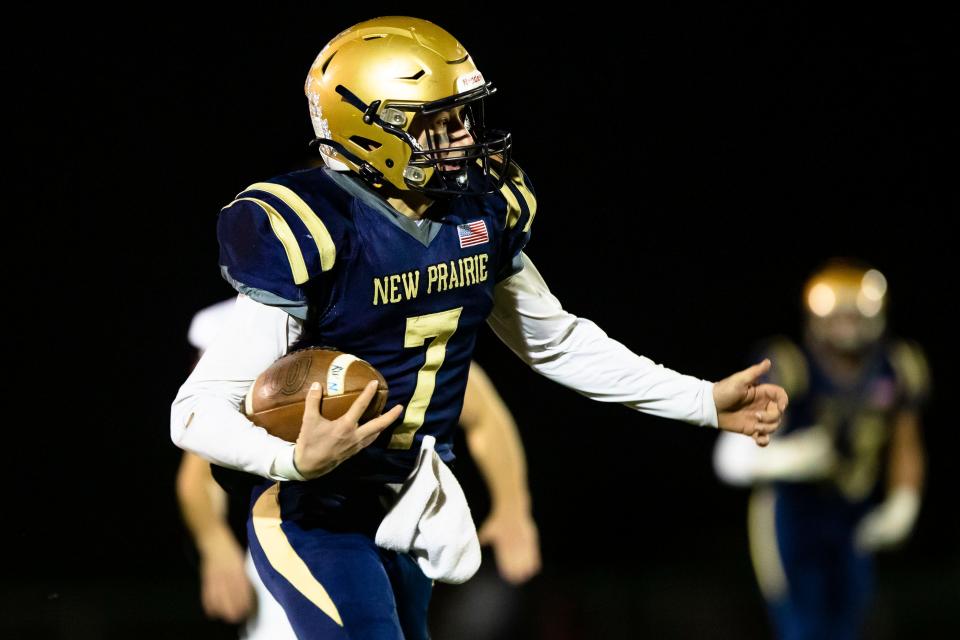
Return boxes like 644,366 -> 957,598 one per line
491,494 -> 533,518
287,444 -> 339,481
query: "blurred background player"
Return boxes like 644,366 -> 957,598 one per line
176,297 -> 541,638
713,259 -> 930,640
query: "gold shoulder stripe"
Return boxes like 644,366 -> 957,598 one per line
476,158 -> 537,232
767,337 -> 809,398
486,164 -> 523,231
248,182 -> 337,272
511,167 -> 537,233
228,197 -> 310,285
890,339 -> 931,402
251,483 -> 344,627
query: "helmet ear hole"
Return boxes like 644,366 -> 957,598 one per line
320,52 -> 337,75
349,136 -> 382,152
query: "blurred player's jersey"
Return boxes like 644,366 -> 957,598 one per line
756,336 -> 930,520
746,336 -> 929,640
216,159 -> 535,486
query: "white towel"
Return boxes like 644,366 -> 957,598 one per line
374,435 -> 481,584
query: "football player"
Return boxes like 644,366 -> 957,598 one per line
176,298 -> 541,638
713,260 -> 929,640
171,16 -> 787,639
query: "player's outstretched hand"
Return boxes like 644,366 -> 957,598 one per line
713,359 -> 788,447
294,381 -> 403,480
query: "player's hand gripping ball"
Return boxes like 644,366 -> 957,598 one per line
244,348 -> 389,443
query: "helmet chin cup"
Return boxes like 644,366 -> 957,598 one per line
432,165 -> 470,191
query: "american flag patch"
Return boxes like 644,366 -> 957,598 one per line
457,220 -> 489,248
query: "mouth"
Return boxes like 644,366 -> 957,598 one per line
438,158 -> 467,172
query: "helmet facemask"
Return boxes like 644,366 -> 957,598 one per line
397,90 -> 513,197
310,82 -> 512,198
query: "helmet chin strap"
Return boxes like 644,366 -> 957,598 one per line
307,137 -> 385,186
318,151 -> 351,172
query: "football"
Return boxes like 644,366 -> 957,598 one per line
243,347 -> 389,443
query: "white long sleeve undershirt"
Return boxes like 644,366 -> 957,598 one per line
170,294 -> 305,481
169,252 -> 718,482
486,253 -> 718,428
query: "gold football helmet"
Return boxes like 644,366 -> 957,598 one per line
803,259 -> 888,353
304,16 -> 512,196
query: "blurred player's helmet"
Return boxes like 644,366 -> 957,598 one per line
803,259 -> 888,353
304,16 -> 512,197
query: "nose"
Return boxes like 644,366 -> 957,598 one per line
451,128 -> 475,148
432,125 -> 473,170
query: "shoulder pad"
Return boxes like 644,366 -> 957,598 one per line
500,159 -> 537,234
753,335 -> 809,398
482,158 -> 537,282
479,156 -> 537,234
217,176 -> 342,315
888,338 -> 932,408
234,179 -> 340,277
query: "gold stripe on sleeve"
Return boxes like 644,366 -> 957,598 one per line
228,197 -> 310,285
248,182 -> 337,272
890,340 -> 931,401
511,171 -> 537,233
486,164 -> 523,231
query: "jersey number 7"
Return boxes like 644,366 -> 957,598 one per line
388,307 -> 464,450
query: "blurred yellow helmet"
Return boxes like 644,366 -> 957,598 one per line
803,259 -> 888,352
304,16 -> 512,197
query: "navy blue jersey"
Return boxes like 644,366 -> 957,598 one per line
217,159 -> 536,485
755,336 -> 930,516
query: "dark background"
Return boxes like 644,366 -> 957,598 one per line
10,3 -> 957,638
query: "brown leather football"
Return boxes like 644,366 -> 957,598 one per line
243,347 -> 389,443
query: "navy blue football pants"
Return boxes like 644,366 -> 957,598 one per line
753,489 -> 874,640
246,480 -> 433,639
